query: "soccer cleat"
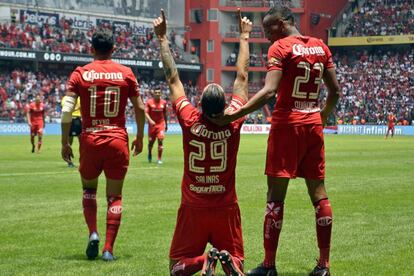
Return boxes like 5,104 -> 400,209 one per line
68,162 -> 75,168
148,152 -> 152,163
218,250 -> 243,276
201,247 -> 219,276
102,250 -> 116,262
246,264 -> 277,276
85,232 -> 100,260
309,265 -> 330,276
31,145 -> 35,153
157,160 -> 163,165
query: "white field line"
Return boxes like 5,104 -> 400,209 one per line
0,166 -> 160,177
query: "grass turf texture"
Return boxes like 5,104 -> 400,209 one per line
0,134 -> 413,275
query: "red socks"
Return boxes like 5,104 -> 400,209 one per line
263,201 -> 284,268
158,144 -> 163,161
314,198 -> 332,267
170,255 -> 205,276
82,189 -> 97,234
103,195 -> 123,253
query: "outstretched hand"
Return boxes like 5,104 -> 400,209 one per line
153,9 -> 167,38
238,9 -> 253,35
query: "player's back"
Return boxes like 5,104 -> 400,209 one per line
174,97 -> 245,208
267,36 -> 334,126
67,60 -> 138,137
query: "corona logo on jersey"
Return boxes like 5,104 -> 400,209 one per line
82,70 -> 124,82
190,123 -> 232,140
292,44 -> 325,57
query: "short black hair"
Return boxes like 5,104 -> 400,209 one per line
265,4 -> 294,23
201,84 -> 226,118
92,28 -> 114,54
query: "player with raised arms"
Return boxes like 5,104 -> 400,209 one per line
213,5 -> 340,276
61,28 -> 145,261
154,9 -> 252,276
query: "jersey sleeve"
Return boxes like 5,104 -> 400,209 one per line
322,43 -> 335,69
227,95 -> 247,129
67,67 -> 82,95
267,41 -> 288,71
173,96 -> 198,127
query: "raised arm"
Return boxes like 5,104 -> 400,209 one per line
232,9 -> 252,102
153,9 -> 186,103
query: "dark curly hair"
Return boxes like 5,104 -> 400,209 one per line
91,28 -> 114,54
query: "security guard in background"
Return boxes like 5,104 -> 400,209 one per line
61,95 -> 81,167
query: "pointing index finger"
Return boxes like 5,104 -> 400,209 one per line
237,8 -> 242,31
161,9 -> 166,22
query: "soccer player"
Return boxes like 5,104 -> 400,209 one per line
26,95 -> 45,153
61,95 -> 81,167
213,5 -> 340,276
60,28 -> 145,261
153,9 -> 252,276
385,112 -> 396,139
145,88 -> 168,164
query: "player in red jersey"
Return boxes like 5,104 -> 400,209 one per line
213,5 -> 340,276
60,28 -> 145,261
145,88 -> 168,164
26,95 -> 45,153
385,112 -> 396,139
154,9 -> 251,276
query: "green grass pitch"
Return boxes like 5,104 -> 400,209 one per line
0,134 -> 413,275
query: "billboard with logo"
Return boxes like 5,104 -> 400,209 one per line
19,9 -> 59,26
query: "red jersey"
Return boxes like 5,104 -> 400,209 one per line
174,96 -> 246,208
146,98 -> 167,125
267,36 -> 335,126
27,102 -> 44,124
67,60 -> 139,139
388,115 -> 395,127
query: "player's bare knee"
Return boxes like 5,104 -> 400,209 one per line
305,179 -> 328,203
267,177 -> 289,202
81,177 -> 98,189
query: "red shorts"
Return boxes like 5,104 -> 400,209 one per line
79,134 -> 129,180
148,124 -> 165,142
388,124 -> 395,130
169,203 -> 244,261
30,123 -> 44,136
266,124 -> 325,180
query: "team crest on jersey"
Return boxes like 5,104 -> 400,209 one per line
82,70 -> 124,82
268,57 -> 282,67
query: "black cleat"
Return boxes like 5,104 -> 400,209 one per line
218,250 -> 244,276
309,265 -> 330,276
86,232 -> 100,260
246,263 -> 277,276
201,247 -> 219,276
148,152 -> 152,163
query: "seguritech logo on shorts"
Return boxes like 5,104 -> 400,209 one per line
82,70 -> 124,82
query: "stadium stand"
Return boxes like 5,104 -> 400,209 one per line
341,0 -> 414,36
0,21 -> 190,62
320,47 -> 414,125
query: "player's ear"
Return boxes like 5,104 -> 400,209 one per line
91,46 -> 96,55
111,45 -> 117,54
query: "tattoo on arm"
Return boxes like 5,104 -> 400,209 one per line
160,40 -> 178,81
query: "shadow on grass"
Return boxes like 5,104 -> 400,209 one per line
60,254 -> 134,261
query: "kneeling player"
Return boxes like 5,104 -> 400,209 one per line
154,9 -> 252,275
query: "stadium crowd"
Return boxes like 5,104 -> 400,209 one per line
324,48 -> 414,125
0,21 -> 187,62
343,0 -> 414,36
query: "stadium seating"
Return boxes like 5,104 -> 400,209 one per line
0,22 -> 187,62
342,0 -> 414,36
